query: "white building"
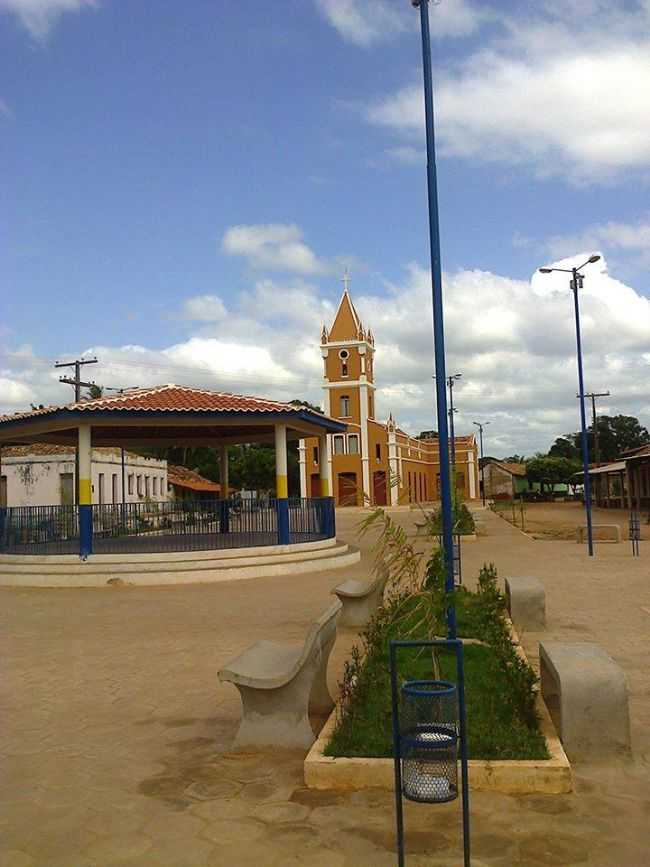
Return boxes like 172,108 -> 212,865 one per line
0,445 -> 168,507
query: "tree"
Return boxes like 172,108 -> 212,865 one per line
87,384 -> 103,399
526,455 -> 581,493
289,399 -> 323,414
550,415 -> 649,463
548,436 -> 580,460
502,454 -> 526,463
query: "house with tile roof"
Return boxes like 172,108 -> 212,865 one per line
299,288 -> 480,506
0,444 -> 167,507
481,460 -> 528,501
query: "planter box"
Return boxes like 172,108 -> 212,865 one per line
305,635 -> 571,795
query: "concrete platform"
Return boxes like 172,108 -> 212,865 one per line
0,538 -> 360,587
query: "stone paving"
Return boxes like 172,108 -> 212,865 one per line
2,507 -> 649,866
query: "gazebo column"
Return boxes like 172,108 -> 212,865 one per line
219,444 -> 230,534
275,424 -> 290,545
319,434 -> 329,497
78,424 -> 93,558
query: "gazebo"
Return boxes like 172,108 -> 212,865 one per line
0,384 -> 346,561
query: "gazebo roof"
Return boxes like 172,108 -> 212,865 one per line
0,384 -> 346,448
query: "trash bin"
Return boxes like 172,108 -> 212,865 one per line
400,680 -> 458,803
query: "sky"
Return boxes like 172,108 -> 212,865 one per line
1,0 -> 649,457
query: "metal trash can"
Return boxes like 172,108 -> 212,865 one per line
400,680 -> 458,803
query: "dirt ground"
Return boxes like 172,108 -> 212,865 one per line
499,500 -> 650,542
2,507 -> 649,866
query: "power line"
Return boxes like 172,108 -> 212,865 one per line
55,357 -> 98,402
577,390 -> 610,465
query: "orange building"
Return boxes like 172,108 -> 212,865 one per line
299,287 -> 479,507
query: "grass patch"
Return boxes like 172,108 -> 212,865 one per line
325,560 -> 549,762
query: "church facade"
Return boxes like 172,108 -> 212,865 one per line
299,289 -> 480,507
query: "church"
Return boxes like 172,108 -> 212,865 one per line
299,286 -> 479,507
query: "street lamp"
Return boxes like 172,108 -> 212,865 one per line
538,254 -> 601,556
473,421 -> 490,507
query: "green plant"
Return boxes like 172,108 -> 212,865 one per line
427,502 -> 476,536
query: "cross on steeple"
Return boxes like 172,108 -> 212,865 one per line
341,268 -> 350,293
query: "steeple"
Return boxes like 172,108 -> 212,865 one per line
328,273 -> 363,342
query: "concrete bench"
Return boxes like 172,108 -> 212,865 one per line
332,562 -> 389,628
539,641 -> 631,761
218,600 -> 342,750
505,576 -> 546,632
577,524 -> 621,543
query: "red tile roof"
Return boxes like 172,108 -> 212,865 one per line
487,460 -> 527,477
167,464 -> 223,493
0,385 -> 328,420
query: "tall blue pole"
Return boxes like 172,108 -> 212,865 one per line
572,268 -> 594,556
416,0 -> 456,637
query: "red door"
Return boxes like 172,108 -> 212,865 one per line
338,473 -> 358,506
310,474 -> 320,497
373,471 -> 387,506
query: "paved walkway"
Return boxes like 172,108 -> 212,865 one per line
2,508 -> 649,866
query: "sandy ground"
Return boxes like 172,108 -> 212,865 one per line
2,507 -> 649,867
501,500 -> 650,542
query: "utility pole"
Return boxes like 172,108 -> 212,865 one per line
447,373 -> 462,478
578,391 -> 610,466
55,357 -> 98,402
54,357 -> 98,503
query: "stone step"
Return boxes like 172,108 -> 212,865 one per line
0,542 -> 360,587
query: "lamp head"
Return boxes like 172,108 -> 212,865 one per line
539,268 -> 553,274
588,254 -> 601,264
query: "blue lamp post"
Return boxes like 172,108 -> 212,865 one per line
539,254 -> 601,556
411,0 -> 455,637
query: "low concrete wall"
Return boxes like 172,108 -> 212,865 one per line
577,524 -> 621,543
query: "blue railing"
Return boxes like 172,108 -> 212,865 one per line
0,497 -> 335,556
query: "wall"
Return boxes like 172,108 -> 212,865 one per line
1,449 -> 168,507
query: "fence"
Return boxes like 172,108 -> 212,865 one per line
0,497 -> 336,556
489,497 -> 526,531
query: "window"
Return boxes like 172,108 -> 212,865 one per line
145,476 -> 150,497
59,473 -> 74,506
333,435 -> 345,455
456,472 -> 465,490
153,477 -> 158,496
161,477 -> 166,496
98,473 -> 105,504
348,434 -> 359,454
112,474 -> 118,504
137,475 -> 142,496
375,443 -> 381,462
340,395 -> 350,417
0,474 -> 6,507
128,474 -> 134,495
368,392 -> 374,418
341,361 -> 348,377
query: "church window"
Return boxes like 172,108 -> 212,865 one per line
368,393 -> 374,418
341,361 -> 348,377
340,395 -> 350,417
375,443 -> 381,461
333,435 -> 345,455
313,446 -> 319,464
348,435 -> 359,454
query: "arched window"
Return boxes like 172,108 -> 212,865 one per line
340,395 -> 350,417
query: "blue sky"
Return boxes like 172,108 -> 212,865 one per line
1,0 -> 649,455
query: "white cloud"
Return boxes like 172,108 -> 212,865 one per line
547,220 -> 650,272
365,5 -> 650,180
222,223 -> 328,275
0,0 -> 96,40
315,0 -> 480,46
179,295 -> 227,322
2,257 -> 648,457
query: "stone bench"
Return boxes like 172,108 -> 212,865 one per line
577,524 -> 621,543
218,600 -> 341,750
505,576 -> 546,632
332,562 -> 389,628
539,641 -> 631,761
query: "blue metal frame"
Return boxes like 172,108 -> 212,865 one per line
390,638 -> 470,867
0,496 -> 336,557
416,0 -> 456,637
